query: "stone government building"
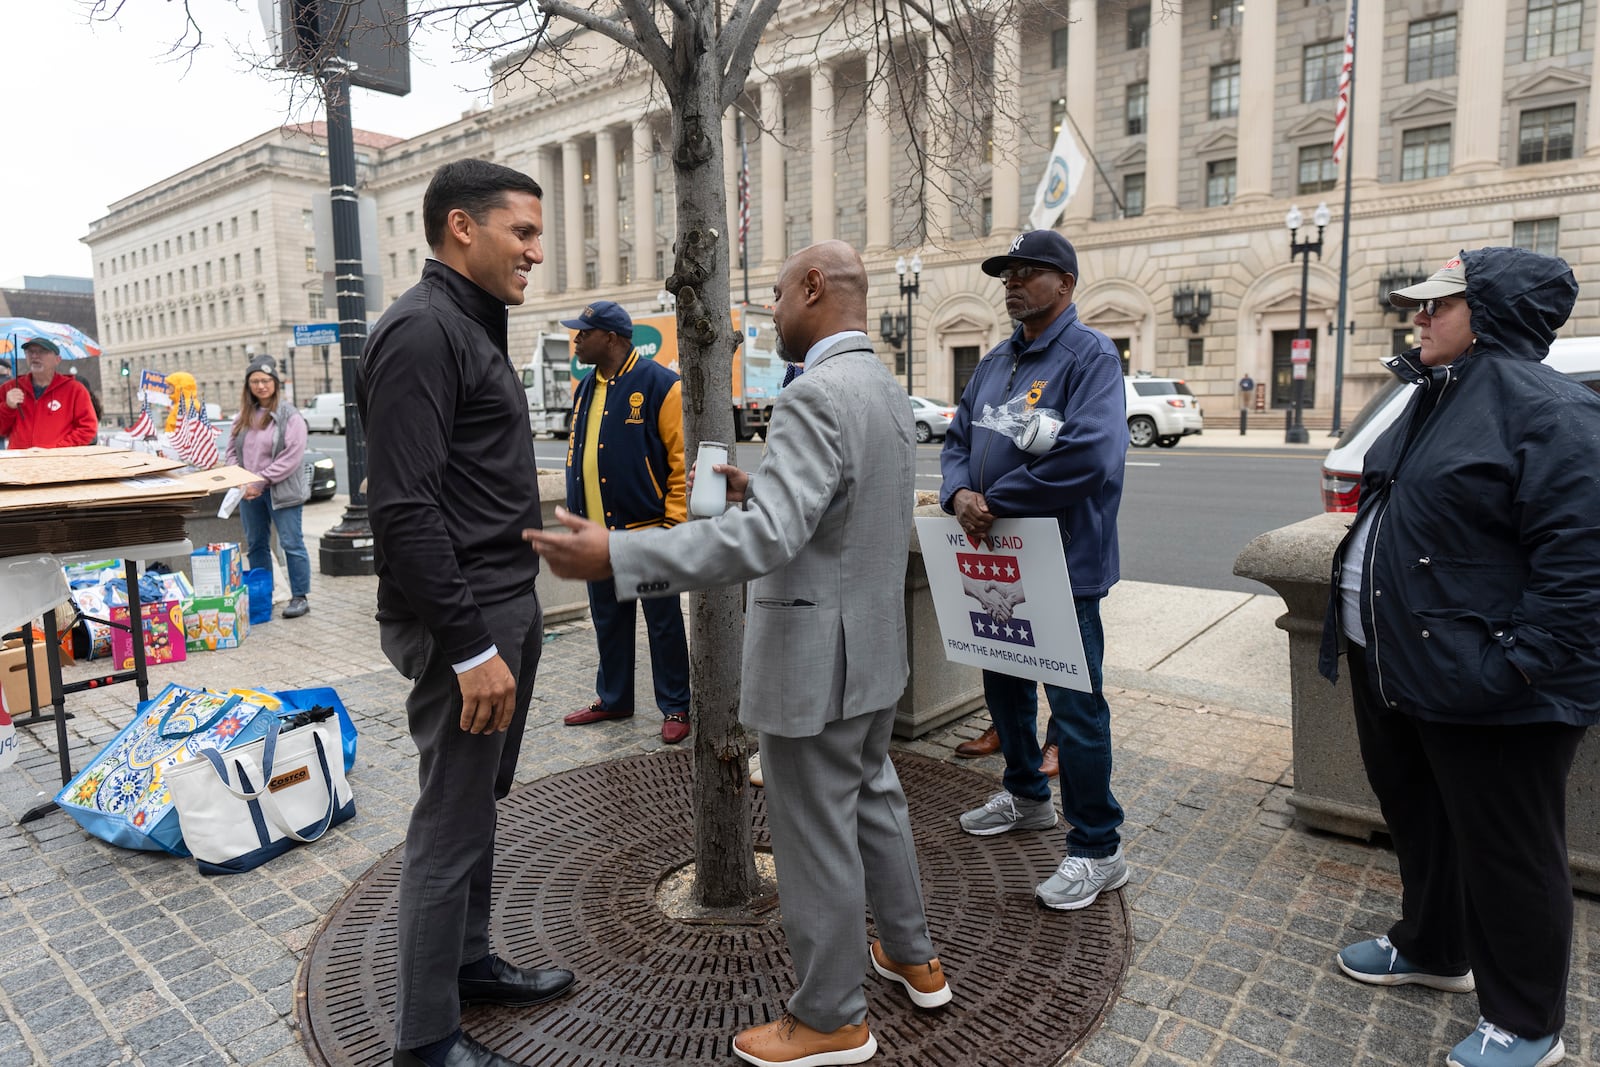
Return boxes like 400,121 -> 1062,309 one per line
84,0 -> 1599,429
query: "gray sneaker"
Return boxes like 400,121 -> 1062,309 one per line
1036,847 -> 1128,910
959,790 -> 1057,836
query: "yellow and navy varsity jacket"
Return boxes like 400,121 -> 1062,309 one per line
565,349 -> 687,529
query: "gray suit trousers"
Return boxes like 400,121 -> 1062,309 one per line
760,706 -> 936,1031
380,593 -> 543,1047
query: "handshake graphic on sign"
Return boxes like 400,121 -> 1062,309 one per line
962,574 -> 1028,623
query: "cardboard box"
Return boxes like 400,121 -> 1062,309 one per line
191,543 -> 243,597
181,589 -> 250,652
0,638 -> 52,715
109,601 -> 187,670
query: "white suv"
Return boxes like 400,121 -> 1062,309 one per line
1124,374 -> 1203,448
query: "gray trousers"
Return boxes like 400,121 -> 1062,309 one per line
760,705 -> 937,1031
379,593 -> 543,1048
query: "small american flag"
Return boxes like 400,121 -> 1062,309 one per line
737,133 -> 750,267
128,401 -> 156,439
1331,5 -> 1356,165
174,399 -> 219,470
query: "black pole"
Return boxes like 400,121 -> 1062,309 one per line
903,284 -> 914,394
1330,0 -> 1359,437
321,344 -> 332,393
1290,248 -> 1311,444
316,60 -> 374,576
123,367 -> 133,426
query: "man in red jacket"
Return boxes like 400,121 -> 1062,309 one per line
1,337 -> 99,449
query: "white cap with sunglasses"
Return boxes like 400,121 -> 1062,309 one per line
1388,255 -> 1466,309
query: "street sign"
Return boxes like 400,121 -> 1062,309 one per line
294,323 -> 341,347
1291,338 -> 1311,380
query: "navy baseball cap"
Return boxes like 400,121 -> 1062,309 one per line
561,300 -> 634,338
981,230 -> 1079,280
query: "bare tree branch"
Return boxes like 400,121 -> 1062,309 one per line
719,0 -> 782,110
532,1 -> 644,57
615,0 -> 675,76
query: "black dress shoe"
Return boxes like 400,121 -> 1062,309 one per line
393,1031 -> 528,1067
457,956 -> 576,1007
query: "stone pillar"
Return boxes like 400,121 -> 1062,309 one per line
924,35 -> 953,242
595,127 -> 620,286
810,65 -> 836,243
1234,0 -> 1277,203
632,119 -> 657,282
1591,44 -> 1600,156
1145,0 -> 1182,213
1351,0 -> 1384,184
538,146 -> 561,296
561,138 -> 585,292
866,51 -> 893,250
760,78 -> 786,265
1063,0 -> 1097,224
989,19 -> 1022,234
1454,0 -> 1508,172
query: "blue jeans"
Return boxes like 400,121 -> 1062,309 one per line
239,492 -> 311,598
982,595 -> 1123,859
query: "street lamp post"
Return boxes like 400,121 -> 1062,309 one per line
1284,202 -> 1329,445
895,253 -> 922,394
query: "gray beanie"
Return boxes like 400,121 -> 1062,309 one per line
245,355 -> 282,383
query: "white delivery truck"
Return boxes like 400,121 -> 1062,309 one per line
522,331 -> 575,438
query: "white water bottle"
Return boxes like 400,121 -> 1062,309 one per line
689,441 -> 730,517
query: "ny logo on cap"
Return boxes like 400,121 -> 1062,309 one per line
1010,234 -> 1028,253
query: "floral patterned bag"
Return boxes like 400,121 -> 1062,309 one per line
56,684 -> 273,855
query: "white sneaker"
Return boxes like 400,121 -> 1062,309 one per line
1035,847 -> 1128,910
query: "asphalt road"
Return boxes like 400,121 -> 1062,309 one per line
312,433 -> 1327,594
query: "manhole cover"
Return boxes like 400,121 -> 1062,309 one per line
298,750 -> 1129,1066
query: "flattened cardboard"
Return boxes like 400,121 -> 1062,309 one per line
0,465 -> 259,513
0,447 -> 184,487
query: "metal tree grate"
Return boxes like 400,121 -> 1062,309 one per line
297,750 -> 1130,1066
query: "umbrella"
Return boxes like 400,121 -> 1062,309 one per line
0,317 -> 103,379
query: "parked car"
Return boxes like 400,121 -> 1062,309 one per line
303,449 -> 338,501
302,392 -> 346,434
1321,336 -> 1600,512
1124,374 -> 1203,448
908,395 -> 955,443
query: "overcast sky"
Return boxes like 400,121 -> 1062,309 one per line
1,2 -> 490,290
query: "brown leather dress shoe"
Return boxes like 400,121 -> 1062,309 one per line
954,726 -> 1000,758
564,701 -> 634,726
1040,743 -> 1060,778
733,1013 -> 876,1066
661,713 -> 690,744
869,940 -> 952,1009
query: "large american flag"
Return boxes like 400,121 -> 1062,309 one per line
1331,5 -> 1356,165
737,133 -> 750,267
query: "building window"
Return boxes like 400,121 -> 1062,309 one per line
1123,173 -> 1146,217
1298,143 -> 1337,193
1513,217 -> 1560,256
1209,62 -> 1240,120
1126,82 -> 1148,136
304,246 -> 317,272
1205,158 -> 1236,206
230,217 -> 238,238
256,293 -> 266,322
1303,40 -> 1342,103
254,248 -> 262,273
1407,15 -> 1456,82
1187,338 -> 1205,366
1401,125 -> 1452,180
1051,98 -> 1067,137
1210,0 -> 1242,29
301,209 -> 313,230
407,249 -> 418,274
583,202 -> 597,241
233,253 -> 242,278
386,216 -> 396,236
1518,104 -> 1576,164
1050,27 -> 1070,69
981,196 -> 993,235
205,262 -> 213,285
585,261 -> 598,289
655,251 -> 666,279
405,211 -> 416,233
1127,4 -> 1150,49
251,209 -> 259,231
309,292 -> 325,318
389,252 -> 398,277
1526,0 -> 1582,59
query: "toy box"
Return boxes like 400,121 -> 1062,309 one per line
0,637 -> 52,716
182,589 -> 250,652
192,543 -> 243,598
109,601 -> 187,670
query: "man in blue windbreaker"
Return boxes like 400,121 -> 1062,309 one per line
939,229 -> 1129,912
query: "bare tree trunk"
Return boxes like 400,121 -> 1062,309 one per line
665,1 -> 758,909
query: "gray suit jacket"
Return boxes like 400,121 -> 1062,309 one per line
610,334 -> 916,737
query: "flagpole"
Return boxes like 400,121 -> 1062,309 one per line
1064,108 -> 1125,218
1330,0 -> 1358,437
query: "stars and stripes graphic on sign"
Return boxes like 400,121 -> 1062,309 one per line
738,135 -> 750,264
969,611 -> 1036,647
1332,5 -> 1355,165
128,401 -> 156,440
957,553 -> 1021,583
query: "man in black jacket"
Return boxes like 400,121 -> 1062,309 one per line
1320,247 -> 1596,1067
360,159 -> 574,1067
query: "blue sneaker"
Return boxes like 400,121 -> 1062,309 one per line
1446,1018 -> 1564,1067
1335,935 -> 1474,992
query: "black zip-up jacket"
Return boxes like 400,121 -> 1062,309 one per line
359,259 -> 542,664
1318,246 -> 1600,727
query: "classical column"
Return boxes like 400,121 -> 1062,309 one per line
562,138 -> 585,291
760,78 -> 786,265
1351,0 -> 1384,183
595,127 -> 621,286
1234,0 -> 1277,203
1454,0 -> 1508,172
632,119 -> 657,282
924,35 -> 953,241
989,19 -> 1022,234
810,65 -> 836,243
1063,0 -> 1097,224
866,49 -> 892,250
1590,46 -> 1600,157
1145,0 -> 1182,213
538,146 -> 561,295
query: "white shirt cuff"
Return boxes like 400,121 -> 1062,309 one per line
452,645 -> 498,674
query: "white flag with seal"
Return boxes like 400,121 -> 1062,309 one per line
1029,114 -> 1087,231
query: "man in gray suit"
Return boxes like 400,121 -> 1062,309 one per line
528,241 -> 950,1067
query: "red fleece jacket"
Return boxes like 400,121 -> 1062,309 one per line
0,374 -> 99,448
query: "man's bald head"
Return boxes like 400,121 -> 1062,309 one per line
771,241 -> 870,361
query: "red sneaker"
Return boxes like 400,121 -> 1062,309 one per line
564,701 -> 634,726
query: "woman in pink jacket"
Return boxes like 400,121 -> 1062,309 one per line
225,355 -> 312,618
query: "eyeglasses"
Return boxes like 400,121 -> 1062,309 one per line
999,265 -> 1056,284
1419,297 -> 1459,318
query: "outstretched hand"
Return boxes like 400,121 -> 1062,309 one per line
524,506 -> 614,580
